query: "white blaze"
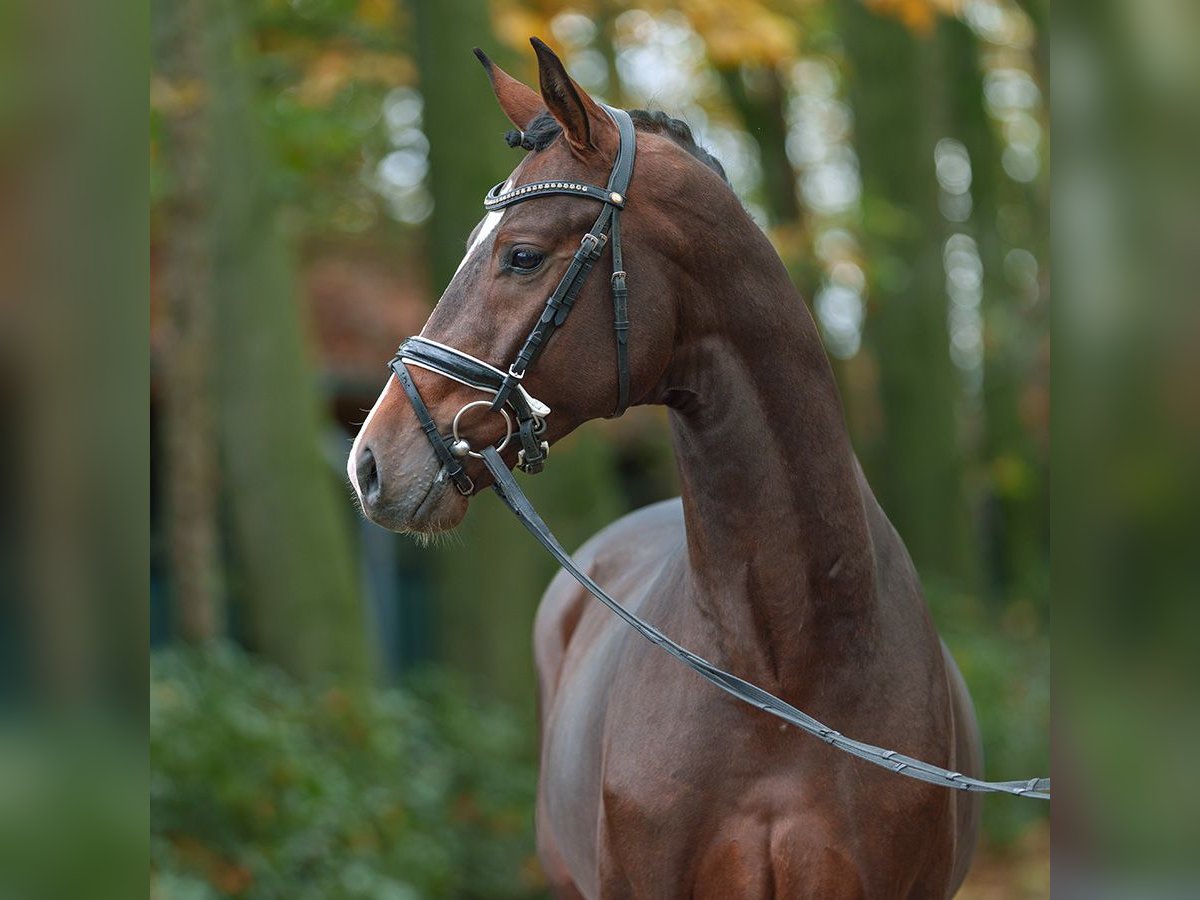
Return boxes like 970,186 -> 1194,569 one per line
451,176 -> 512,278
347,179 -> 513,502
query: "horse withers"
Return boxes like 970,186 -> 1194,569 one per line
349,38 -> 983,899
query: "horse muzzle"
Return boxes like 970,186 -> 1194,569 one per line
350,415 -> 469,534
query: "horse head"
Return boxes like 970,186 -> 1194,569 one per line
349,39 -> 725,533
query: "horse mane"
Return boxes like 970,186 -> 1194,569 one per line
506,109 -> 729,184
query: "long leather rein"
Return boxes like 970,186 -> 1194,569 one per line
482,447 -> 1050,800
388,105 -> 1050,801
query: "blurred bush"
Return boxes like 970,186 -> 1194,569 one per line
943,625 -> 1050,848
150,646 -> 544,900
149,632 -> 1047,900
0,721 -> 144,900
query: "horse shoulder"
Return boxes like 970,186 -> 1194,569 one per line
532,497 -> 684,702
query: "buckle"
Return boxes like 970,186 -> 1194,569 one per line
518,441 -> 550,472
579,232 -> 607,258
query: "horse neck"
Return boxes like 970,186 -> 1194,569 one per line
662,214 -> 880,687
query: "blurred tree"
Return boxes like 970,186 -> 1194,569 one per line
408,0 -> 628,703
409,0 -> 538,702
942,16 -> 1048,611
718,64 -> 801,228
203,0 -> 370,684
839,0 -> 975,587
152,0 -> 223,644
411,0 -> 516,291
248,0 -> 413,236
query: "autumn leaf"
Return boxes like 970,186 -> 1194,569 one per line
863,0 -> 959,35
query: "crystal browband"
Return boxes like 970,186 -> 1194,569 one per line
484,179 -> 626,211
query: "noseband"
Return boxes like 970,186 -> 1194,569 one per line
390,105 -> 636,495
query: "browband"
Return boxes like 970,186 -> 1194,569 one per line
485,179 -> 626,211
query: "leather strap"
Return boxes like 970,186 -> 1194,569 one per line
398,337 -> 550,417
398,337 -> 549,475
605,106 -> 635,416
391,105 -> 637,485
390,359 -> 474,495
481,446 -> 1051,801
485,179 -> 624,210
610,210 -> 630,416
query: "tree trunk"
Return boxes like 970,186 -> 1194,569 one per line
409,0 -> 626,704
838,2 -> 975,588
204,0 -> 370,684
410,0 -> 517,291
153,0 -> 223,644
943,17 -> 1048,610
718,65 -> 801,228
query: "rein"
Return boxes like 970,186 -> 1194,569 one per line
482,447 -> 1049,800
389,105 -> 1050,801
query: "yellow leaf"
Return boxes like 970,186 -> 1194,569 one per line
490,1 -> 555,57
356,0 -> 394,29
682,0 -> 800,66
150,76 -> 207,115
863,0 -> 947,35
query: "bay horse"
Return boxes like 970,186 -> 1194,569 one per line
349,39 -> 983,898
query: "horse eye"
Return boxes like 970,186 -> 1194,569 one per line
510,248 -> 544,271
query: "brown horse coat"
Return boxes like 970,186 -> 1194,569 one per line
349,40 -> 982,899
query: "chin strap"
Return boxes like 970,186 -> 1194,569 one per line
480,446 -> 1050,801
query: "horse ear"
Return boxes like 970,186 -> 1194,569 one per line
530,36 -> 614,157
474,48 -> 543,130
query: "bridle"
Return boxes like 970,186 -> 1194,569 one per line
389,104 -> 636,495
381,105 -> 1050,801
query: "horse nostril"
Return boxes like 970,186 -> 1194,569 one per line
357,446 -> 381,504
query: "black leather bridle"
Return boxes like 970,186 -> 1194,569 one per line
390,104 -> 636,495
382,105 -> 1050,801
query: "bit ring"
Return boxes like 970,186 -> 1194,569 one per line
451,401 -> 513,459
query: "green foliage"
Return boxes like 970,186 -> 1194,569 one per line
149,0 -> 1049,886
248,0 -> 412,233
151,646 -> 545,900
1,724 -> 144,900
941,619 -> 1050,847
151,0 -> 409,236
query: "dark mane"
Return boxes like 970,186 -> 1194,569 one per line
507,109 -> 728,184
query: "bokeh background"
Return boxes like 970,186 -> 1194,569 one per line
144,0 -> 1050,897
8,0 -> 1200,896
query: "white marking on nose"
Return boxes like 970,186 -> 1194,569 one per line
350,177 -> 516,505
348,376 -> 394,500
452,177 -> 512,278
